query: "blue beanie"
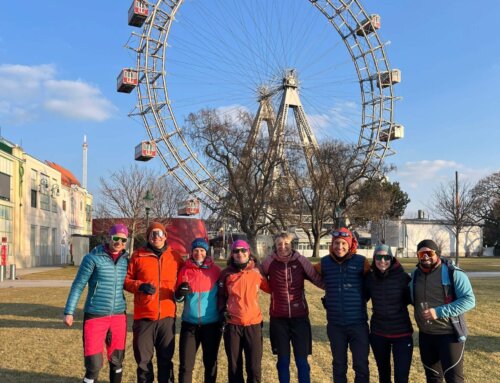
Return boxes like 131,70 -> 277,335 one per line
191,238 -> 209,252
373,244 -> 393,257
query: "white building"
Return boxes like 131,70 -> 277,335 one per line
371,218 -> 483,258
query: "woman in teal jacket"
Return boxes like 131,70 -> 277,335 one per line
63,224 -> 129,383
174,238 -> 221,383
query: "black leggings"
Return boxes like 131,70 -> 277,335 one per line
369,333 -> 413,383
223,322 -> 263,383
418,332 -> 465,383
178,321 -> 222,383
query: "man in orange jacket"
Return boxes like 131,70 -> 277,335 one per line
125,222 -> 184,383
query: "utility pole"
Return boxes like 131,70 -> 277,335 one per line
455,171 -> 460,265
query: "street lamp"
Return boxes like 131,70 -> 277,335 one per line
143,190 -> 154,228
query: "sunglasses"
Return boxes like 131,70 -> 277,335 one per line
332,231 -> 350,238
417,250 -> 436,259
232,248 -> 248,254
375,254 -> 391,261
150,230 -> 165,239
111,236 -> 127,243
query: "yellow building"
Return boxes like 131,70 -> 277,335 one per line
0,138 -> 92,268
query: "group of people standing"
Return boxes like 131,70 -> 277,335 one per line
64,222 -> 475,383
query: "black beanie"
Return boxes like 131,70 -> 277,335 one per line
417,239 -> 439,253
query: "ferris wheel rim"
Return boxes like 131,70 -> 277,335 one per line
128,0 -> 399,208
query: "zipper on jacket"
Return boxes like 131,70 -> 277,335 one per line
157,255 -> 161,320
285,262 -> 291,318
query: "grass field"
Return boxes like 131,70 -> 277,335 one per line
2,260 -> 500,382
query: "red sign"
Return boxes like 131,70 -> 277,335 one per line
1,237 -> 6,266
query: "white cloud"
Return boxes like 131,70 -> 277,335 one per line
0,63 -> 116,124
397,159 -> 462,188
44,79 -> 116,121
307,100 -> 360,141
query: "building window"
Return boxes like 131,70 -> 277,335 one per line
0,172 -> 11,201
31,189 -> 37,208
30,169 -> 37,188
31,225 -> 37,258
51,178 -> 58,213
62,200 -> 66,211
39,174 -> 50,211
86,204 -> 92,222
52,228 -> 57,260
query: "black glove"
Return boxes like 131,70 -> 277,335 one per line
138,283 -> 156,295
175,282 -> 192,298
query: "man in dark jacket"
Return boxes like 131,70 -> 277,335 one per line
64,223 -> 129,383
410,239 -> 475,383
314,227 -> 371,383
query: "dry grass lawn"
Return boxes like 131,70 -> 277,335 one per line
1,266 -> 499,382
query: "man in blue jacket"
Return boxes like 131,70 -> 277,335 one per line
63,223 -> 129,383
410,239 -> 475,383
315,227 -> 371,383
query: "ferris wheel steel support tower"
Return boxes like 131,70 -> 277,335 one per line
123,0 -> 403,211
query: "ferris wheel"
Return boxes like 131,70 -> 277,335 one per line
118,0 -> 403,211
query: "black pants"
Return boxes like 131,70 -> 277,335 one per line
326,322 -> 370,383
370,333 -> 413,383
179,321 -> 222,383
133,317 -> 176,383
223,322 -> 263,383
419,332 -> 465,383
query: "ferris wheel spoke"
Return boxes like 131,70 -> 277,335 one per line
124,0 -> 401,207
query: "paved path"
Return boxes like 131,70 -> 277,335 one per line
0,266 -> 71,289
468,272 -> 500,278
0,279 -> 72,288
1,268 -> 499,289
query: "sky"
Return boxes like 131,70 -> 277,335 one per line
1,0 -> 499,219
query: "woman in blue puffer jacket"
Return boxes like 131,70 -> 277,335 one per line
63,224 -> 129,383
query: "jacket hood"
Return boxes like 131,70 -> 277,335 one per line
228,257 -> 257,272
185,256 -> 214,269
92,244 -> 128,258
371,257 -> 402,277
271,250 -> 301,263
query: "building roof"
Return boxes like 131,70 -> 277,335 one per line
46,161 -> 81,187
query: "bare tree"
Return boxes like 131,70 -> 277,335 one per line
97,164 -> 187,250
186,108 -> 284,256
432,173 -> 478,264
283,140 -> 381,257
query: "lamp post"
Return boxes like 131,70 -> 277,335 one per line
143,190 -> 154,228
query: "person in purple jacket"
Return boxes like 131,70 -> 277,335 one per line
260,232 -> 323,383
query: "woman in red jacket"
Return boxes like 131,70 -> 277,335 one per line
218,240 -> 270,383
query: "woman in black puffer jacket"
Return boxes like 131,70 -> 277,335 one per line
364,244 -> 414,383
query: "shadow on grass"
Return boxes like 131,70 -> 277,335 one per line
0,303 -> 84,320
0,368 -> 79,383
463,335 -> 500,352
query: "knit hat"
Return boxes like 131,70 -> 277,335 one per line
191,237 -> 209,252
109,223 -> 128,237
146,222 -> 167,238
417,239 -> 439,253
331,227 -> 353,248
231,239 -> 250,251
331,227 -> 358,255
373,244 -> 393,257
